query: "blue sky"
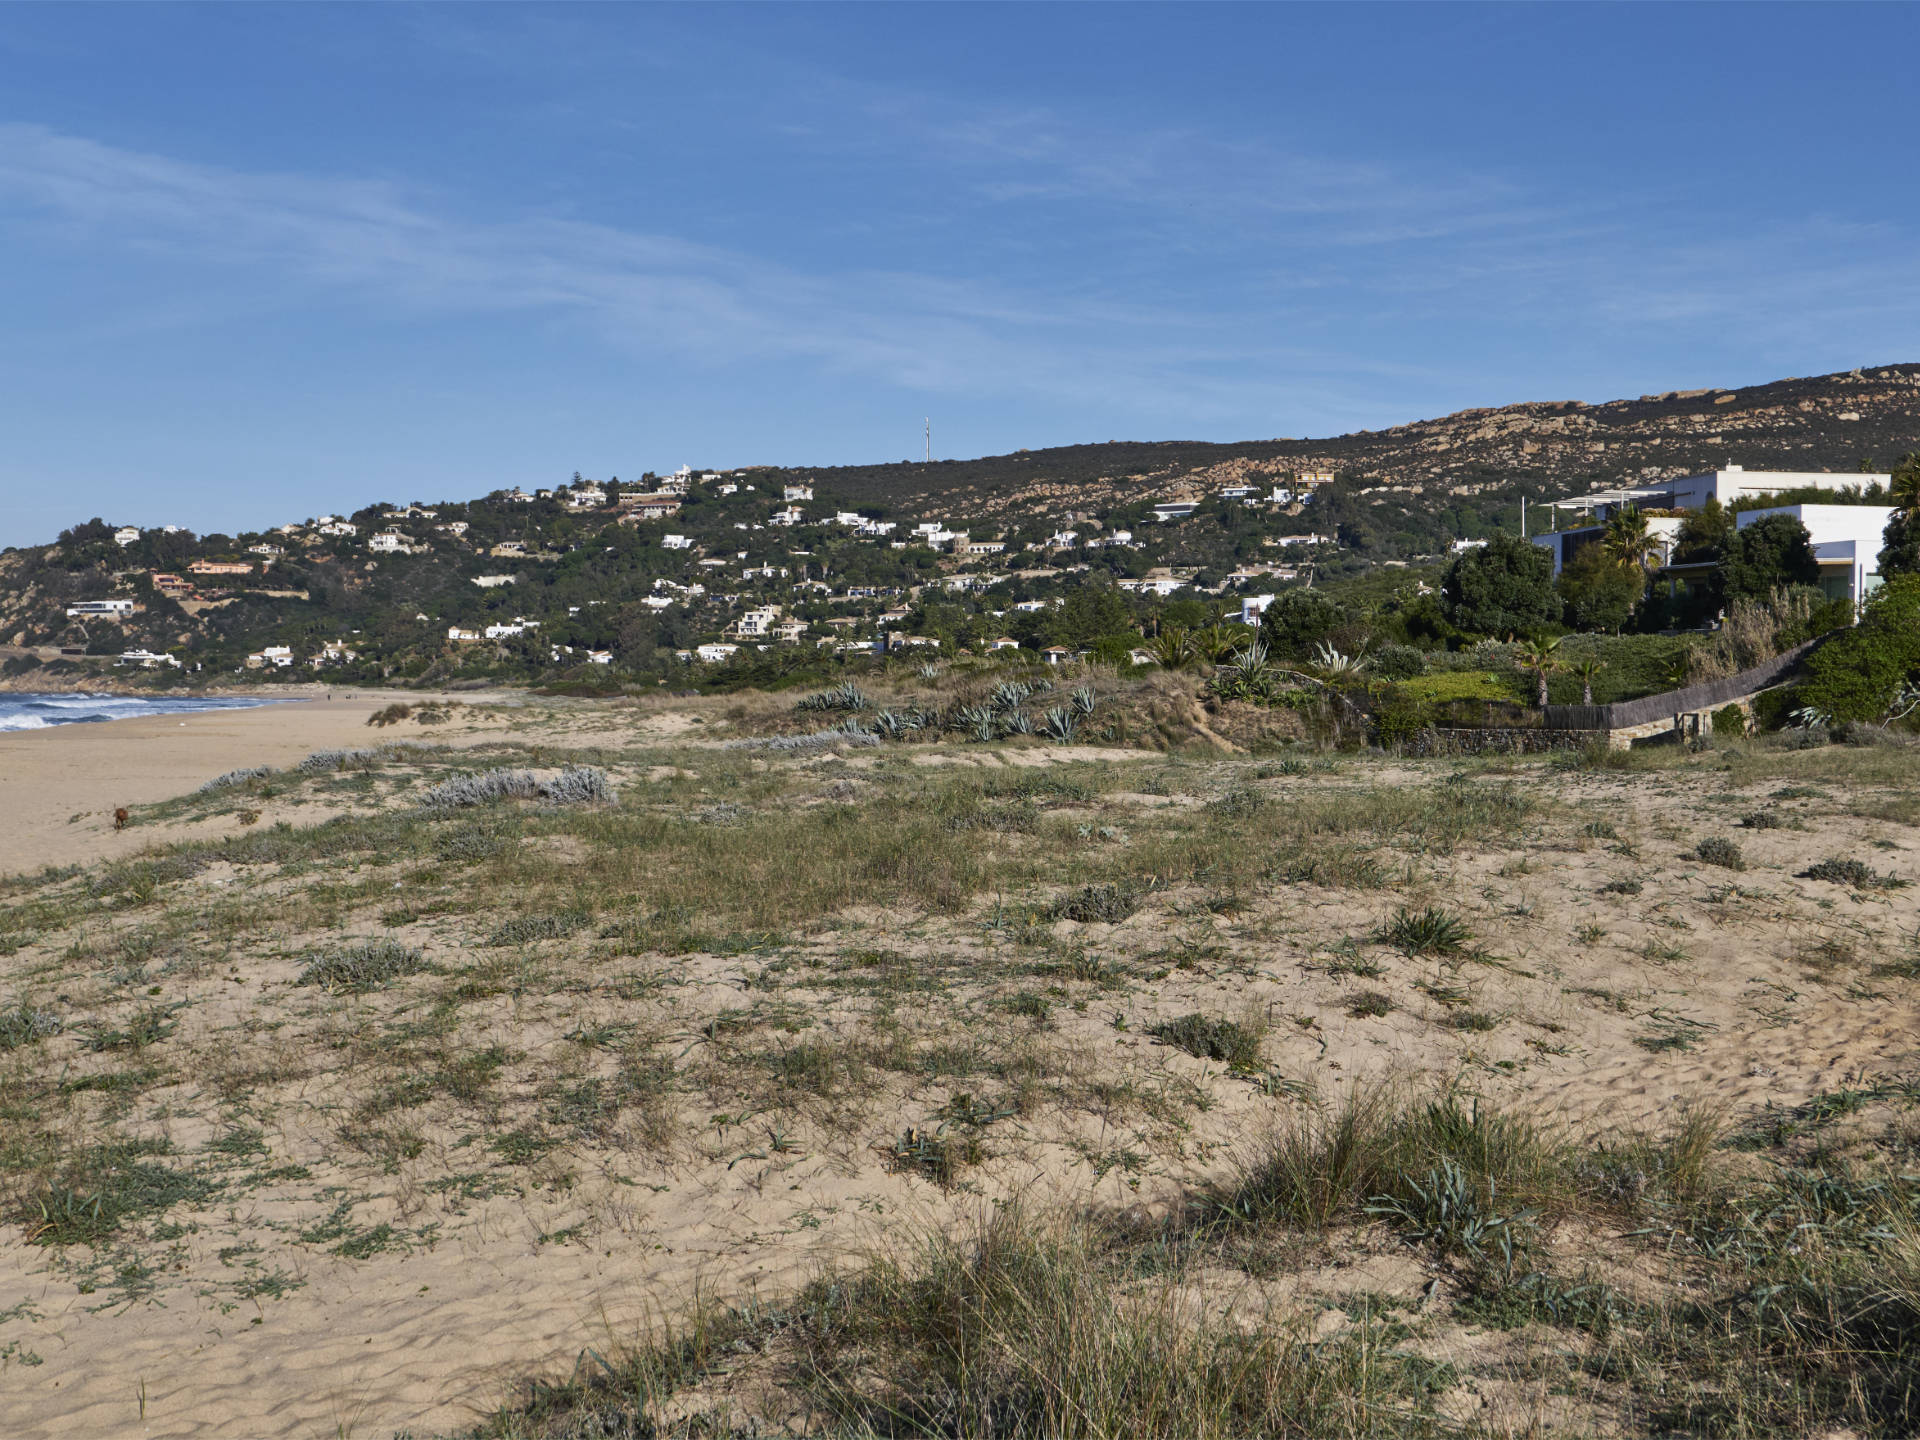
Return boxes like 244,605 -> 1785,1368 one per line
2,3 -> 1917,546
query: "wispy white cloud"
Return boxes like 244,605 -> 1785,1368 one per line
0,121 -> 1421,425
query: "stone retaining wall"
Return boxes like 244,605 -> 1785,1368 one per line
1403,727 -> 1606,757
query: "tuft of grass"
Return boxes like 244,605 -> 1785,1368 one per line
0,1002 -> 61,1051
487,910 -> 592,946
1049,883 -> 1142,924
473,1204 -> 1460,1438
1600,877 -> 1643,896
1446,1010 -> 1501,1033
1378,906 -> 1472,957
1270,845 -> 1388,890
1346,991 -> 1395,1018
296,940 -> 429,993
14,1140 -> 215,1247
87,1003 -> 182,1052
1148,1012 -> 1266,1070
1224,1084 -> 1564,1234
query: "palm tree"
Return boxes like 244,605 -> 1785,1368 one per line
1517,635 -> 1564,707
1602,506 -> 1659,571
1146,624 -> 1196,670
1891,452 -> 1920,513
1193,625 -> 1240,665
1569,655 -> 1603,706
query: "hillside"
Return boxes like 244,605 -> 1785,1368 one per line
779,362 -> 1920,516
2,362 -> 1916,689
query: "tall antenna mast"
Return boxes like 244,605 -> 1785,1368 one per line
925,418 -> 931,464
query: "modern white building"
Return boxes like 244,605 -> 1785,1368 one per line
1531,467 -> 1891,579
1735,504 -> 1895,606
1544,466 -> 1889,528
1531,516 -> 1685,577
662,534 -> 694,550
113,527 -> 142,547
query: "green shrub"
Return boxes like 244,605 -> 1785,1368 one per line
1795,575 -> 1920,723
1711,703 -> 1748,738
1441,533 -> 1560,638
1370,644 -> 1428,681
1692,837 -> 1745,870
1800,858 -> 1905,889
1370,695 -> 1433,749
1257,589 -> 1352,660
1049,883 -> 1141,924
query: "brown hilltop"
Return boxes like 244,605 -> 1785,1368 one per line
788,363 -> 1920,515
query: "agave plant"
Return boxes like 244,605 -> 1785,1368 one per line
917,661 -> 940,682
1070,685 -> 1097,718
796,680 -> 870,712
1043,706 -> 1078,743
1002,709 -> 1036,736
990,680 -> 1034,712
952,704 -> 999,743
1211,637 -> 1280,703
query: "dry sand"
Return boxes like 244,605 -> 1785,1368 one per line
0,692 -> 527,876
1,705 -> 1916,1438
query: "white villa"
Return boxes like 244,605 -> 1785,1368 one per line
1531,466 -> 1895,606
728,606 -> 782,638
1737,504 -> 1896,606
117,648 -> 180,669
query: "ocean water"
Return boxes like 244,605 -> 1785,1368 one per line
0,692 -> 285,733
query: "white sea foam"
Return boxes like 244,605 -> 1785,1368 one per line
0,693 -> 282,732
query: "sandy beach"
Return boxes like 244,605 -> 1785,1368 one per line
0,691 -> 526,876
0,682 -> 1915,1438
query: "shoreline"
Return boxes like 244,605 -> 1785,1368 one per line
0,689 -> 525,875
